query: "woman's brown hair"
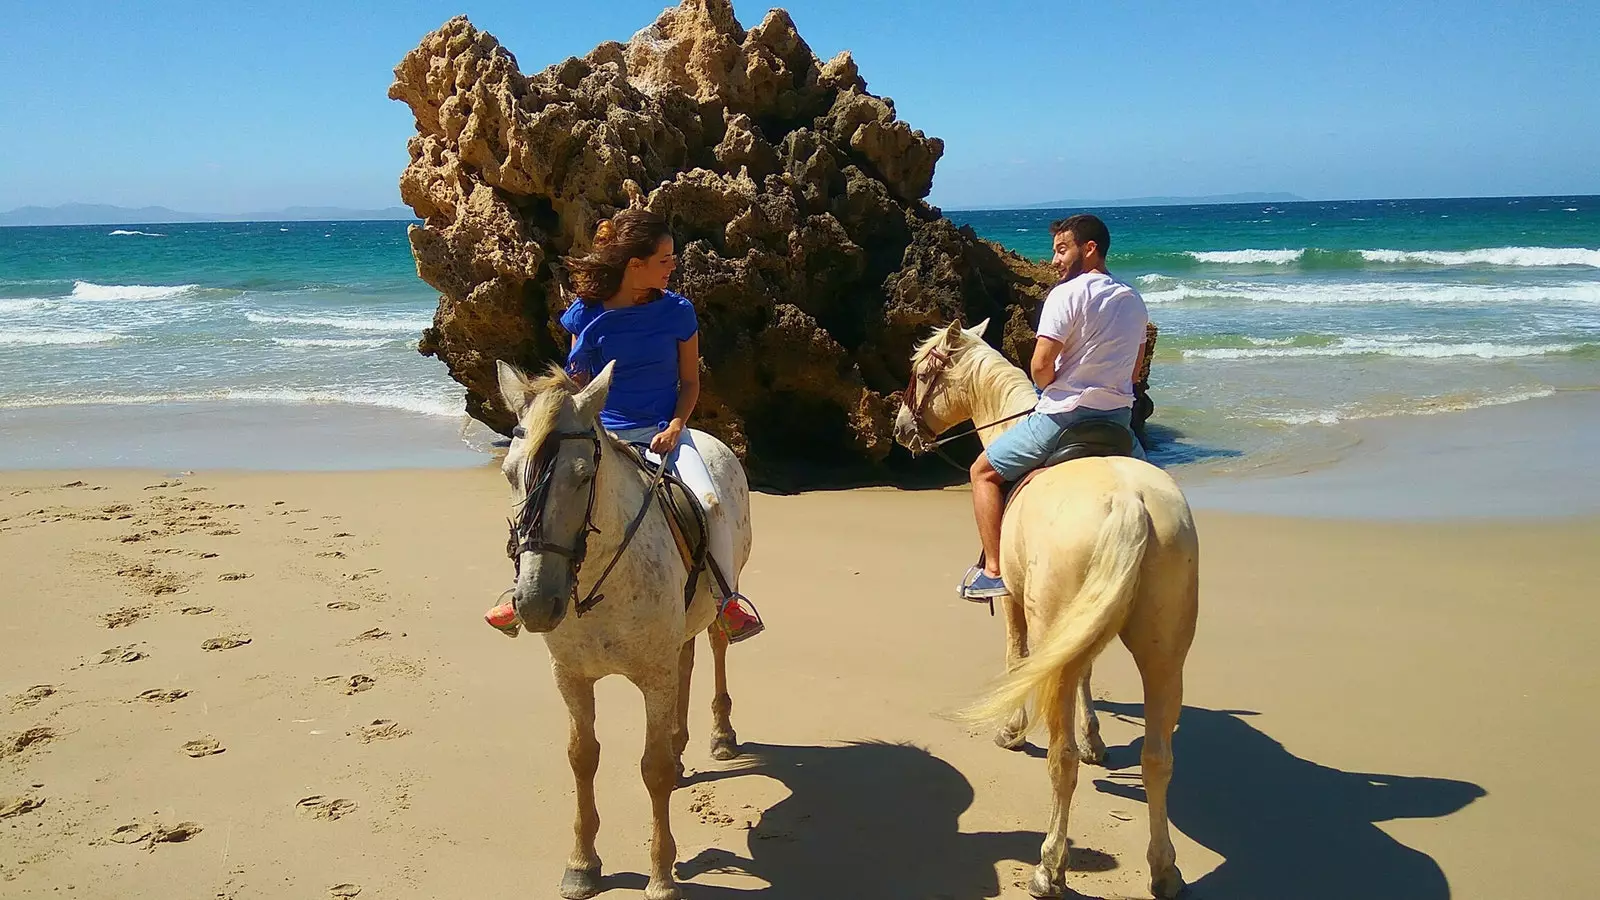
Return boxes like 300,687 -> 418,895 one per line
562,208 -> 672,303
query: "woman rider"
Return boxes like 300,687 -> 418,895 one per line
485,208 -> 764,642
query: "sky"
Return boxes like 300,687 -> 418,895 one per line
1,0 -> 1597,213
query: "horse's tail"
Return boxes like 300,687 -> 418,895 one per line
963,483 -> 1150,738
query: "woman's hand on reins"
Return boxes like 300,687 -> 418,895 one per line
650,419 -> 684,455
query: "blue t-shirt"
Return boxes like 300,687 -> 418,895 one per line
560,290 -> 699,432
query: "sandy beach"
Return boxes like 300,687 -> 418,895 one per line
3,464 -> 1597,899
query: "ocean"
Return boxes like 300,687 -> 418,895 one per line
1,197 -> 1597,474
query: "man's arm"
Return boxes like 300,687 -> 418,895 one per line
1029,335 -> 1063,391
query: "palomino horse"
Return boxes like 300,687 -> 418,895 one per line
496,360 -> 752,900
893,320 -> 1199,899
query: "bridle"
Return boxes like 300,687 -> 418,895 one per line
508,426 -> 603,596
900,343 -> 1030,470
506,422 -> 672,619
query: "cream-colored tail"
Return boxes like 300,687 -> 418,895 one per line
964,485 -> 1150,737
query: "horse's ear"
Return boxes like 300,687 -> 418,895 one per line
964,318 -> 991,341
574,361 -> 615,424
942,320 -> 964,344
497,360 -> 535,418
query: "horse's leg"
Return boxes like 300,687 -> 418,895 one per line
995,593 -> 1031,750
1074,663 -> 1106,765
638,674 -> 683,900
707,624 -> 739,760
1029,666 -> 1086,899
1139,667 -> 1184,899
1123,563 -> 1195,900
674,637 -> 694,781
554,667 -> 603,900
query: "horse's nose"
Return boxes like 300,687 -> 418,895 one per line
514,556 -> 569,633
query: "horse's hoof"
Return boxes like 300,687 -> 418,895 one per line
644,878 -> 682,900
559,866 -> 602,900
1078,735 -> 1107,766
709,732 -> 739,761
995,727 -> 1027,751
1150,865 -> 1185,899
1027,867 -> 1066,898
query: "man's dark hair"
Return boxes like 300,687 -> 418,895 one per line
1050,213 -> 1111,256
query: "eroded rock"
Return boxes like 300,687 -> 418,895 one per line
390,0 -> 1055,485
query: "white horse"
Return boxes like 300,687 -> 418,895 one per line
496,360 -> 752,900
893,321 -> 1199,899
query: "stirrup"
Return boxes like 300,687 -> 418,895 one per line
485,590 -> 521,638
959,566 -> 1004,602
716,591 -> 765,644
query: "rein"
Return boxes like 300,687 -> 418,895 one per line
508,426 -> 671,618
902,345 -> 1031,470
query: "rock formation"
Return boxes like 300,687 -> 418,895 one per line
390,0 -> 1057,486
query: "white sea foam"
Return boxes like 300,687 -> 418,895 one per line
1186,249 -> 1304,265
0,329 -> 122,347
245,312 -> 431,332
1269,388 -> 1559,425
1359,247 -> 1600,268
1142,279 -> 1600,306
69,281 -> 198,301
0,388 -> 462,418
108,229 -> 166,237
1184,338 -> 1578,361
271,337 -> 395,350
0,299 -> 50,314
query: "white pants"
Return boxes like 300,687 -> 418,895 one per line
613,426 -> 738,598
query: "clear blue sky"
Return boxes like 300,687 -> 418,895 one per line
3,0 -> 1597,212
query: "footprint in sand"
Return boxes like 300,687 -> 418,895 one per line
296,796 -> 358,820
201,635 -> 251,651
183,737 -> 225,758
0,795 -> 45,819
349,720 -> 408,743
316,551 -> 346,559
3,727 -> 56,758
344,568 -> 380,582
208,528 -> 240,536
181,606 -> 214,616
353,628 -> 391,642
102,606 -> 151,628
11,684 -> 57,709
136,688 -> 190,703
110,820 -> 204,850
217,572 -> 252,582
332,532 -> 353,538
99,645 -> 147,664
326,601 -> 361,611
329,884 -> 362,898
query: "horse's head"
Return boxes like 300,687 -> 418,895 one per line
496,359 -> 614,633
894,318 -> 990,455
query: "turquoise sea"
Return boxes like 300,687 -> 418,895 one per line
1,196 -> 1597,472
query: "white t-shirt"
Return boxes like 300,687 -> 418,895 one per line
1034,271 -> 1149,415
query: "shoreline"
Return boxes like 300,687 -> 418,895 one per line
3,386 -> 1596,520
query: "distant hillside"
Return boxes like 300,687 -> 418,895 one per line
1014,192 -> 1308,210
0,203 -> 419,226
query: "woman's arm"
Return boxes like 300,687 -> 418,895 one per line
652,333 -> 701,454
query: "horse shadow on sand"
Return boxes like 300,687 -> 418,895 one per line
1092,702 -> 1486,900
654,740 -> 1101,899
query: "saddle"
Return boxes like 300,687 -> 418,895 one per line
614,441 -> 724,609
1000,419 -> 1137,510
966,420 -> 1137,608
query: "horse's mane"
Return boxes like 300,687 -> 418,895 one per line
517,364 -> 581,456
911,325 -> 1037,419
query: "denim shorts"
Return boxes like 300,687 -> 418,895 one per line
985,406 -> 1138,482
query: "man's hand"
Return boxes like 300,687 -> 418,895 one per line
650,420 -> 685,455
